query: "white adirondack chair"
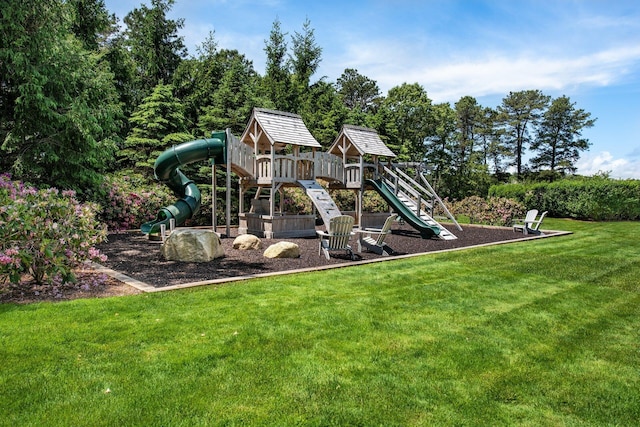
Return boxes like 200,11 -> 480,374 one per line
526,211 -> 548,235
356,214 -> 398,256
513,209 -> 547,235
317,215 -> 355,260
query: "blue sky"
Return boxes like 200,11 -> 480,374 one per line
105,0 -> 640,179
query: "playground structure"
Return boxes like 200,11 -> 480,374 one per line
142,108 -> 460,240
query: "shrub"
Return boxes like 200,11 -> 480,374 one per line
0,174 -> 108,285
489,177 -> 640,220
330,189 -> 388,213
282,188 -> 313,215
362,190 -> 389,213
91,172 -> 174,231
450,196 -> 525,226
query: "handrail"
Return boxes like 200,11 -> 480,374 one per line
380,164 -> 461,231
419,172 -> 461,230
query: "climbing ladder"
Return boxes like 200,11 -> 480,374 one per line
380,165 -> 461,240
297,180 -> 343,227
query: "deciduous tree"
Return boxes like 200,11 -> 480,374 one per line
379,83 -> 433,162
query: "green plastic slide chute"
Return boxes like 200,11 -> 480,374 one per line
141,131 -> 227,235
366,178 -> 440,239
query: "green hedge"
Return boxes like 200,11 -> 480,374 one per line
489,177 -> 640,220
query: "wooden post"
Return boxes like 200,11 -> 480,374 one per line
270,145 -> 275,216
226,128 -> 232,237
212,162 -> 216,232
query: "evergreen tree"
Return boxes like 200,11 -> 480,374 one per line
299,80 -> 348,149
262,18 -> 293,111
68,0 -> 114,51
198,50 -> 267,135
289,18 -> 322,91
336,68 -> 381,114
102,32 -> 141,136
424,102 -> 456,193
1,0 -> 121,190
497,90 -> 550,177
123,0 -> 187,91
453,96 -> 482,177
120,84 -> 193,173
531,95 -> 595,176
173,31 -> 225,133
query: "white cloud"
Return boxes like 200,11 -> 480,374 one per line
576,151 -> 640,179
337,41 -> 640,101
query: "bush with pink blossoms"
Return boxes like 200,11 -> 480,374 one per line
450,196 -> 525,226
92,173 -> 174,231
0,174 -> 108,285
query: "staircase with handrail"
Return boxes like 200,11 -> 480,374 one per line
378,165 -> 461,240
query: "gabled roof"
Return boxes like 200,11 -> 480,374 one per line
328,125 -> 396,158
240,108 -> 321,149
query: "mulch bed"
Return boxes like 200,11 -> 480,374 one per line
95,223 -> 538,289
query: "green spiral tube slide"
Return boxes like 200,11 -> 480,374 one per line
141,131 -> 227,235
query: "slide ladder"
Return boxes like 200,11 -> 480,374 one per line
379,165 -> 460,240
297,180 -> 343,226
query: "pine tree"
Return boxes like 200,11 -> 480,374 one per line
531,95 -> 595,176
120,84 -> 193,173
497,90 -> 550,177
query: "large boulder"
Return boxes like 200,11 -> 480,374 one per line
161,229 -> 224,262
263,241 -> 300,259
233,234 -> 262,250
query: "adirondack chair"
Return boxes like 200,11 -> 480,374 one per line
356,214 -> 398,256
525,211 -> 548,235
513,209 -> 547,235
317,215 -> 355,260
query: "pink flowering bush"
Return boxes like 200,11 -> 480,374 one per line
0,174 -> 108,285
93,173 -> 174,231
450,196 -> 525,226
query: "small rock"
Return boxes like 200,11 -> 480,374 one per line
233,234 -> 262,250
263,241 -> 300,259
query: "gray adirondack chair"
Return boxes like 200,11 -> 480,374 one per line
356,214 -> 398,256
317,215 -> 355,260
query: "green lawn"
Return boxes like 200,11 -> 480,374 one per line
1,219 -> 639,426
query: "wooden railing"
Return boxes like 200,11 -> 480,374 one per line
311,152 -> 343,182
344,165 -> 361,188
228,134 -> 254,177
255,155 -> 317,184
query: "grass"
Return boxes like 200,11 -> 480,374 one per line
1,219 -> 639,426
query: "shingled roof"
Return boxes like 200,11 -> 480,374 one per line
329,125 -> 396,159
240,108 -> 321,149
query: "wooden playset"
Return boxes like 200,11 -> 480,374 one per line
142,108 -> 460,240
